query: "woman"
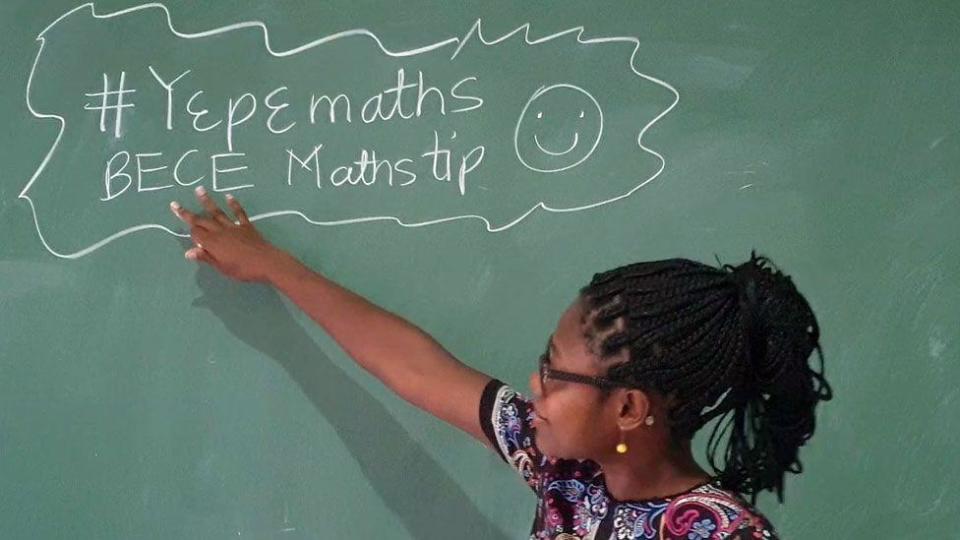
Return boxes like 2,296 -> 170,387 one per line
170,187 -> 832,539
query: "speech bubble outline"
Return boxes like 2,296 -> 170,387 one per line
21,2 -> 679,259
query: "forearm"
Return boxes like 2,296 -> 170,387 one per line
173,191 -> 492,440
264,251 -> 476,398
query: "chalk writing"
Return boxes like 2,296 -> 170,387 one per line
21,3 -> 678,258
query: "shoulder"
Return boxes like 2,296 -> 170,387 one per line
479,381 -> 532,449
657,483 -> 778,539
478,380 -> 546,490
479,381 -> 600,493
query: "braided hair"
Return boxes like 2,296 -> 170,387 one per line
579,251 -> 832,504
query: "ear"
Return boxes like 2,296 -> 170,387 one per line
615,388 -> 652,431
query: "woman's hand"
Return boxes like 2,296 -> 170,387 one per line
170,186 -> 292,283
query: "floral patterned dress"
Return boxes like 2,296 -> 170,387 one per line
479,379 -> 778,540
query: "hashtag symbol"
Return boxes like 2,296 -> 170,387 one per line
84,72 -> 136,138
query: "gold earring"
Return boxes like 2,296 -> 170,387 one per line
644,415 -> 655,426
616,430 -> 628,454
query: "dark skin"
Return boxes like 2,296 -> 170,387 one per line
529,297 -> 712,501
171,188 -> 712,502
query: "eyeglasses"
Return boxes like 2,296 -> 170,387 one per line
538,351 -> 622,391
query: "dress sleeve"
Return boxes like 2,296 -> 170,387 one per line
478,378 -> 546,492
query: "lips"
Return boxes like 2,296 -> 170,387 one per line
533,132 -> 580,156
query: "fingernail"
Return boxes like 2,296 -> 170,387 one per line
195,185 -> 207,197
170,201 -> 181,213
225,193 -> 235,201
185,250 -> 197,260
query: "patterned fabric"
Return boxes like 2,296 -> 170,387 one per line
479,379 -> 778,540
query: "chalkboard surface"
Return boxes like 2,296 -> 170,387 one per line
2,2 -> 958,538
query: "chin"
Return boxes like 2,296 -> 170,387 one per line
538,440 -> 576,461
537,429 -> 589,461
535,433 -> 556,457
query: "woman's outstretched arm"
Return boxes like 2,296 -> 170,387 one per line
171,187 -> 494,444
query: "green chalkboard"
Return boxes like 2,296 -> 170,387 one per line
2,1 -> 958,538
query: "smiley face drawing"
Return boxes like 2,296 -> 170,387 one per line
513,83 -> 604,173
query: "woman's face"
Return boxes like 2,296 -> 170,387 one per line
528,297 -> 623,460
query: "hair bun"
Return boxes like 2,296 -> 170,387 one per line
726,252 -> 787,390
